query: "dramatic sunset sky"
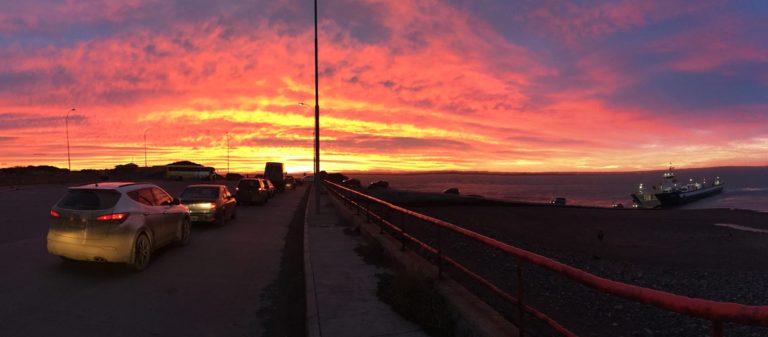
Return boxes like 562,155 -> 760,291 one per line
1,0 -> 766,173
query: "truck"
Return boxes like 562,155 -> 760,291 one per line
264,162 -> 286,192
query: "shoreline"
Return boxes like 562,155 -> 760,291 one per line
364,187 -> 766,213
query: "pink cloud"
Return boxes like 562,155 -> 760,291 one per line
0,0 -> 765,172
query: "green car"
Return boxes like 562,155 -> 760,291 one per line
235,178 -> 269,205
180,184 -> 237,225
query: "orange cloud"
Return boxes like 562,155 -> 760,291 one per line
0,0 -> 766,173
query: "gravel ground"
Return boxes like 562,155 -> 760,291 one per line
378,204 -> 768,337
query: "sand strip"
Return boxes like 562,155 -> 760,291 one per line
714,223 -> 768,234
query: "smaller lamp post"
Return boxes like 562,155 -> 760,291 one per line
65,108 -> 74,171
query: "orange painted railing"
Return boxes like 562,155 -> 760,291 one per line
323,180 -> 768,337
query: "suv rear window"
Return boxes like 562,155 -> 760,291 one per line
57,190 -> 121,210
238,180 -> 257,189
181,187 -> 220,199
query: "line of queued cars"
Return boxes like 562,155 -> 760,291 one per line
46,172 -> 300,271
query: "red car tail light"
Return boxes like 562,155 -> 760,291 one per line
50,210 -> 60,218
96,213 -> 130,222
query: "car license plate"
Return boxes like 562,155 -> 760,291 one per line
191,216 -> 200,221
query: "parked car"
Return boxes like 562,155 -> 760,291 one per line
235,178 -> 269,205
551,197 -> 567,206
342,178 -> 362,188
368,180 -> 389,189
180,184 -> 237,226
443,187 -> 459,194
325,172 -> 348,184
264,179 -> 276,197
285,176 -> 296,190
47,182 -> 191,271
225,173 -> 244,181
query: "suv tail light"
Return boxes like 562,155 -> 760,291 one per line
96,213 -> 130,222
50,210 -> 60,218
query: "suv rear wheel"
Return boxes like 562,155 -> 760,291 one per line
129,233 -> 152,271
178,218 -> 191,245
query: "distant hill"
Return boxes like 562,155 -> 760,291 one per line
0,165 -> 68,174
167,161 -> 204,166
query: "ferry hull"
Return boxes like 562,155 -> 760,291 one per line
654,185 -> 724,206
631,192 -> 661,209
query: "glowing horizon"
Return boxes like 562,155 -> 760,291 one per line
1,1 -> 767,173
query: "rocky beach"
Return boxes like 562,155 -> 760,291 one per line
360,187 -> 768,337
414,204 -> 768,336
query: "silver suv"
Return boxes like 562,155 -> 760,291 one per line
47,182 -> 191,271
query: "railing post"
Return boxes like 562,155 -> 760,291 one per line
400,211 -> 406,251
379,207 -> 392,234
711,321 -> 723,337
517,257 -> 525,336
365,200 -> 370,223
356,196 -> 361,215
381,207 -> 387,234
436,225 -> 443,279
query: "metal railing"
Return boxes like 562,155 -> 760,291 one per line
324,180 -> 768,337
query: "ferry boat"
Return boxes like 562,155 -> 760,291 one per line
631,167 -> 724,208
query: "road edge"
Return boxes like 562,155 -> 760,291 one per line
304,183 -> 321,337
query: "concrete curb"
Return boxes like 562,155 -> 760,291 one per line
326,191 -> 519,337
304,184 -> 321,337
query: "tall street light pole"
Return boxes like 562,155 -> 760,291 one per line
314,0 -> 321,214
226,132 -> 230,174
65,108 -> 74,172
314,0 -> 320,176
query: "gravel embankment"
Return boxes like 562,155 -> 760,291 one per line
392,204 -> 768,337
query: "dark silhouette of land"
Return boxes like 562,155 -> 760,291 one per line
0,161 -> 207,186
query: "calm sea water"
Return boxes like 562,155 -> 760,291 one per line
348,166 -> 768,212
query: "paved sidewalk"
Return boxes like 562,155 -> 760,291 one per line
304,184 -> 428,337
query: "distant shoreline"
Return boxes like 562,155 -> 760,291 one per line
342,165 -> 767,176
4,164 -> 767,177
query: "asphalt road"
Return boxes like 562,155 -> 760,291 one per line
0,180 -> 306,337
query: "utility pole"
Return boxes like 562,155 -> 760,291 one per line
314,0 -> 321,214
226,132 -> 230,174
66,108 -> 74,172
144,128 -> 149,167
